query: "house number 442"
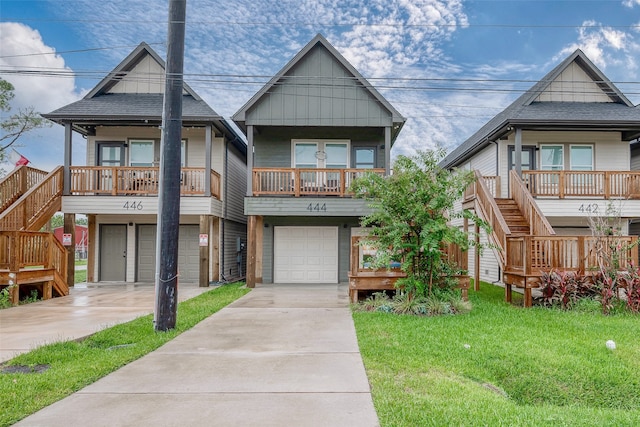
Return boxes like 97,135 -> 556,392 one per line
578,203 -> 598,213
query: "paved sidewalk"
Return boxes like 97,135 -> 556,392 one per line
14,283 -> 379,427
0,282 -> 211,363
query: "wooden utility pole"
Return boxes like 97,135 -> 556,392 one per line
154,0 -> 187,331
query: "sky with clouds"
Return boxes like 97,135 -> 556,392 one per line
1,0 -> 639,171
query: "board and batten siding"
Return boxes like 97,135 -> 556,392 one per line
224,143 -> 247,224
221,219 -> 247,280
259,217 -> 360,283
534,62 -> 612,103
106,55 -> 166,95
246,44 -> 392,128
631,147 -> 640,171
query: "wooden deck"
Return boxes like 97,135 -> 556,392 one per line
468,169 -> 640,307
252,168 -> 384,197
68,166 -> 221,198
0,231 -> 69,305
347,236 -> 470,303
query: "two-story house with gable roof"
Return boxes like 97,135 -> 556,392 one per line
440,49 -> 640,305
232,34 -> 406,287
42,42 -> 247,286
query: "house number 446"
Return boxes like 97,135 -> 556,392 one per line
123,201 -> 143,211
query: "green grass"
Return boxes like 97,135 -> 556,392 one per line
74,259 -> 88,267
74,268 -> 87,283
0,283 -> 249,427
353,284 -> 640,427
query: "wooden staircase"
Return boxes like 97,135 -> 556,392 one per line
495,199 -> 530,236
0,166 -> 69,305
470,170 -> 638,307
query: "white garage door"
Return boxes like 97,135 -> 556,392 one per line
274,226 -> 339,283
137,225 -> 200,283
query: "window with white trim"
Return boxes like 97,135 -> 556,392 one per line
292,140 -> 349,168
570,145 -> 593,171
540,145 -> 564,171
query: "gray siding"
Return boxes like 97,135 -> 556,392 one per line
222,219 -> 247,281
246,44 -> 392,128
224,142 -> 247,224
260,217 -> 360,283
632,147 -> 640,171
254,126 -> 386,168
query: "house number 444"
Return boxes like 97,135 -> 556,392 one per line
307,203 -> 327,212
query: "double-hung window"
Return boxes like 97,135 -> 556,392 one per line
293,140 -> 349,191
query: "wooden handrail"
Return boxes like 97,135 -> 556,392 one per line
505,235 -> 639,276
252,168 -> 385,197
472,170 -> 510,268
509,170 -> 555,236
68,166 -> 218,198
0,165 -> 49,213
522,170 -> 640,199
0,166 -> 63,231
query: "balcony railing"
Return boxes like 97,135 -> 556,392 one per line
252,168 -> 385,197
522,170 -> 640,199
68,167 -> 220,199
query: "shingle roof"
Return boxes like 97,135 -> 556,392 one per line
440,49 -> 640,169
43,93 -> 219,122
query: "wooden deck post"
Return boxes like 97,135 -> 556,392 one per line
505,283 -> 512,303
246,215 -> 257,288
64,213 -> 75,287
255,215 -> 263,284
199,215 -> 210,287
87,215 -> 96,283
474,222 -> 480,291
211,217 -> 220,282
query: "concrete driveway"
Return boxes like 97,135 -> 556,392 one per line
12,283 -> 380,426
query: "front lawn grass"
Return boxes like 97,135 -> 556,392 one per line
353,284 -> 640,426
0,283 -> 249,427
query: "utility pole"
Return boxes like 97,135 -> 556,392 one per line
154,0 -> 187,331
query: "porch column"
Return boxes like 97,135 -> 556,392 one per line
87,214 -> 96,283
63,122 -> 72,195
514,127 -> 522,179
199,215 -> 211,287
211,217 -> 220,281
246,215 -> 257,288
384,126 -> 391,176
204,124 -> 212,197
255,215 -> 263,284
474,222 -> 480,291
64,213 -> 76,287
246,125 -> 254,196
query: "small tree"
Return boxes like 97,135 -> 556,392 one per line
0,78 -> 50,173
351,148 -> 488,298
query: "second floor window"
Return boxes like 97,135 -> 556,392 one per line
540,145 -> 564,171
570,145 -> 593,171
293,140 -> 349,169
129,139 -> 187,167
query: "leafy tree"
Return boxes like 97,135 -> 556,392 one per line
351,148 -> 489,298
0,78 -> 50,169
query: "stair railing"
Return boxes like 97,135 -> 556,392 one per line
0,166 -> 63,231
0,165 -> 49,213
472,170 -> 511,267
509,170 -> 555,237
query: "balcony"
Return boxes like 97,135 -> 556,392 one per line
522,170 -> 640,199
252,168 -> 385,197
68,167 -> 221,199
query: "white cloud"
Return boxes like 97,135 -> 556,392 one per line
623,0 -> 640,7
0,22 -> 81,111
556,20 -> 640,83
0,22 -> 84,170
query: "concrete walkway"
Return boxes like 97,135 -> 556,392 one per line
0,282 -> 211,363
13,283 -> 379,427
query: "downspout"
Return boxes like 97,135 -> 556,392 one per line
221,138 -> 228,280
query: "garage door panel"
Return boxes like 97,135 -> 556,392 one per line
274,226 -> 338,283
137,225 -> 199,283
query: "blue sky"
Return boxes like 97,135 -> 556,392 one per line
1,0 -> 639,171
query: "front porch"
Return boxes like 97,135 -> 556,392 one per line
252,168 -> 384,197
